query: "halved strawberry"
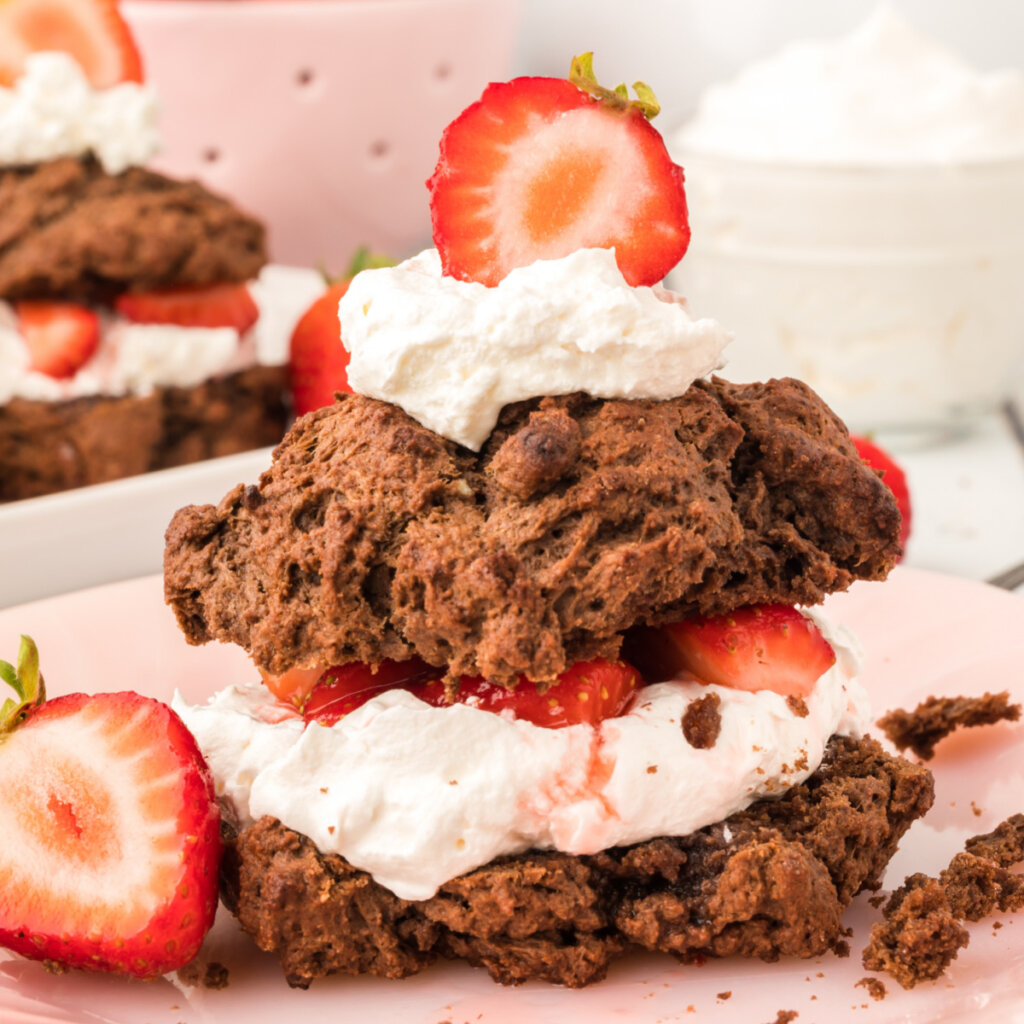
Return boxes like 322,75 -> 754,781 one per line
0,636 -> 220,978
428,53 -> 690,288
16,300 -> 99,378
630,605 -> 836,698
0,0 -> 143,88
301,657 -> 440,726
115,282 -> 259,333
420,658 -> 641,729
289,249 -> 393,416
852,434 -> 912,552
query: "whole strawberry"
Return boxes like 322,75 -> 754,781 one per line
289,248 -> 393,416
0,636 -> 221,978
851,435 -> 912,552
428,52 -> 690,288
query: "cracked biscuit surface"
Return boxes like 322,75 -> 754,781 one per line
165,377 -> 901,685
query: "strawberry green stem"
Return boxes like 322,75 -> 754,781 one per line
569,52 -> 661,120
0,635 -> 44,736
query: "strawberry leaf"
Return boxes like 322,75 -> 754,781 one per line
0,635 -> 45,735
568,51 -> 661,120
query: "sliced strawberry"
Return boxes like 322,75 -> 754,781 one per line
16,300 -> 99,378
260,663 -> 327,708
428,54 -> 690,288
0,637 -> 220,979
115,282 -> 259,333
420,658 -> 641,729
289,250 -> 393,416
852,434 -> 912,552
630,605 -> 836,698
0,0 -> 143,89
301,657 -> 440,726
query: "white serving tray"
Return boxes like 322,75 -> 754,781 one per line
0,447 -> 274,609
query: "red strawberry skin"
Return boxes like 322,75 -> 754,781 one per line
852,435 -> 912,551
288,280 -> 354,416
16,301 -> 99,378
428,76 -> 690,288
0,692 -> 220,978
628,605 -> 836,699
115,283 -> 259,333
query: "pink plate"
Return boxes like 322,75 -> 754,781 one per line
1,567 -> 1022,1023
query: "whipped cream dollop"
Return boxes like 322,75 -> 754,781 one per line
676,6 -> 1024,165
0,52 -> 160,174
339,247 -> 730,450
0,264 -> 325,405
174,612 -> 867,902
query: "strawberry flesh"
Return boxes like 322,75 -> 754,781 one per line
16,301 -> 99,378
0,0 -> 143,88
629,604 -> 837,698
115,283 -> 259,333
428,75 -> 690,288
0,690 -> 220,978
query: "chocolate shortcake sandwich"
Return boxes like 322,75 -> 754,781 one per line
0,1 -> 324,502
165,56 -> 932,989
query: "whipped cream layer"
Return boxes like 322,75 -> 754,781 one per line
339,247 -> 730,451
677,7 -> 1024,165
0,265 -> 325,405
0,53 -> 160,174
175,612 -> 867,902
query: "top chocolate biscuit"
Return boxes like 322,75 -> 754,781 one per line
0,156 -> 265,303
164,377 -> 901,686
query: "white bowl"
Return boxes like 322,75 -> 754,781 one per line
670,152 -> 1024,436
122,0 -> 521,269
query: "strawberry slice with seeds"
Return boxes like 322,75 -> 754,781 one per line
115,282 -> 259,333
428,52 -> 690,288
629,605 -> 836,698
16,300 -> 99,378
301,657 -> 440,726
0,0 -> 143,88
0,637 -> 220,978
421,658 -> 641,729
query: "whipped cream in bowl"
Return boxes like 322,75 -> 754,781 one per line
174,611 -> 867,902
670,7 -> 1024,435
340,247 -> 730,450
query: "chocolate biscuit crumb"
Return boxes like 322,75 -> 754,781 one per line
856,976 -> 887,1000
862,877 -> 969,988
964,813 -> 1024,867
862,812 -> 1024,988
202,962 -> 229,989
682,692 -> 722,749
834,939 -> 851,957
786,695 -> 809,718
646,765 -> 658,774
876,691 -> 1021,760
766,1012 -> 798,1024
868,894 -> 886,909
716,990 -> 732,1000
